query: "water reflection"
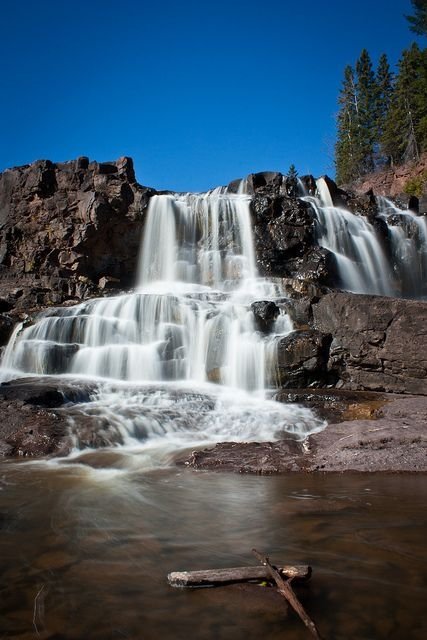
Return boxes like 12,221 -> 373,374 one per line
0,462 -> 426,639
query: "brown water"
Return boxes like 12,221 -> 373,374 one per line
0,456 -> 426,640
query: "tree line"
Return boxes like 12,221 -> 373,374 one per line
335,1 -> 427,185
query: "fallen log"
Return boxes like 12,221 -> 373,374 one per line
252,549 -> 322,639
168,564 -> 311,588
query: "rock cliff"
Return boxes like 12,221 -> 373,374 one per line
1,158 -> 425,314
277,287 -> 427,395
0,157 -> 154,312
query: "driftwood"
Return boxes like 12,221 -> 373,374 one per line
168,564 -> 311,588
252,549 -> 322,639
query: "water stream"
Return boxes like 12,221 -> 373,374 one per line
306,178 -> 427,298
0,462 -> 426,639
0,189 -> 324,462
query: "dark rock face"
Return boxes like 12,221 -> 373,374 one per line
246,172 -> 341,286
271,284 -> 427,395
0,160 -> 410,313
275,329 -> 333,388
317,175 -> 348,207
0,157 -> 155,311
0,377 -> 96,456
0,313 -> 14,347
251,300 -> 279,333
250,185 -> 325,281
310,291 -> 427,394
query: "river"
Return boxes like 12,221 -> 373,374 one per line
1,458 -> 426,639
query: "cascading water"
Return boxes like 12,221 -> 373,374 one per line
305,178 -> 427,298
0,188 -> 323,464
376,196 -> 427,298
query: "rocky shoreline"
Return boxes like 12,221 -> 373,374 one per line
178,392 -> 427,474
0,377 -> 425,473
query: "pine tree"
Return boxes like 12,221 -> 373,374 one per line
335,65 -> 360,184
382,44 -> 427,164
286,164 -> 298,196
374,53 -> 394,165
406,0 -> 427,37
355,49 -> 377,174
287,164 -> 298,180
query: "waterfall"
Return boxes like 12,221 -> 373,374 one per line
2,191 -> 282,390
139,190 -> 257,288
305,178 -> 427,298
376,197 -> 427,298
0,189 -> 324,456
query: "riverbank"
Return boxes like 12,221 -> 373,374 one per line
179,393 -> 427,474
1,378 -> 425,473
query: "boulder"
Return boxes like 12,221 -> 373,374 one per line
251,300 -> 280,333
251,192 -> 325,282
246,171 -> 285,195
311,291 -> 427,394
0,377 -> 96,457
299,174 -> 316,195
275,329 -> 333,388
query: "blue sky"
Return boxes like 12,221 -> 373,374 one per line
0,0 -> 422,191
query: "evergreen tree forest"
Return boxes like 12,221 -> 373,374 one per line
335,1 -> 427,185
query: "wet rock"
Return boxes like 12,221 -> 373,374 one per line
273,288 -> 427,395
177,439 -> 305,474
251,300 -> 279,333
205,315 -> 228,379
0,298 -> 12,312
276,329 -> 333,388
98,275 -> 121,290
295,247 -> 337,284
14,342 -> 80,375
318,175 -> 348,208
246,171 -> 285,196
418,194 -> 427,215
275,388 -> 387,424
0,377 -> 95,406
345,190 -> 379,221
279,298 -> 312,328
0,377 -> 97,457
251,191 -> 323,282
408,195 -> 419,213
249,179 -> 348,288
3,412 -> 71,458
180,393 -> 427,474
299,174 -> 317,195
0,313 -> 14,346
1,159 -> 410,308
